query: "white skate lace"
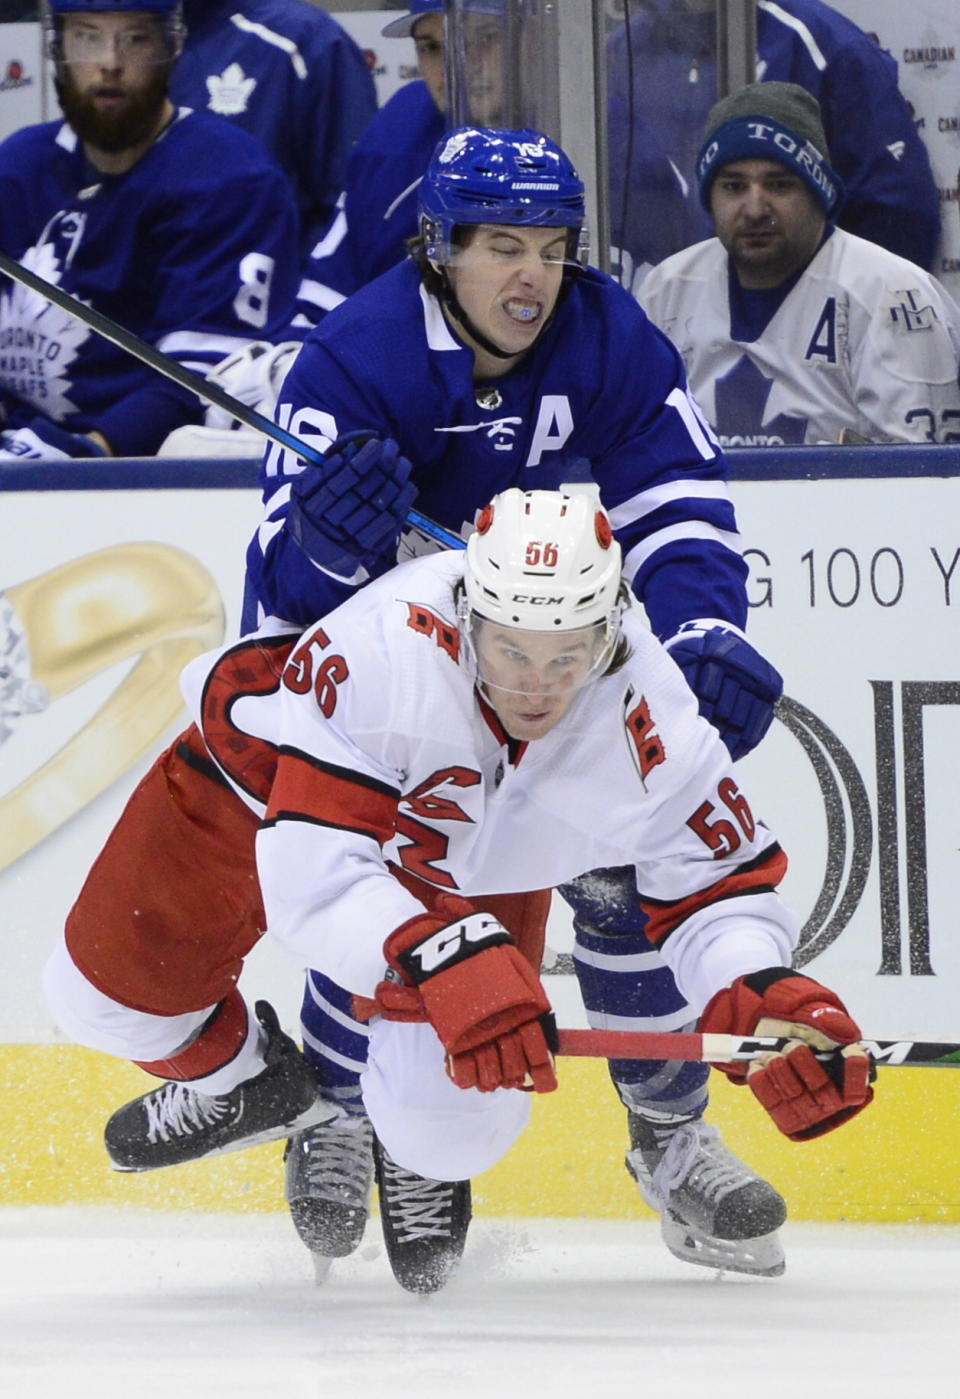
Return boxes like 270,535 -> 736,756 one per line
144,1082 -> 232,1144
379,1155 -> 456,1243
651,1121 -> 750,1211
298,1119 -> 373,1203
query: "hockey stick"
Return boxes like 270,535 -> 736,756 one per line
556,1028 -> 960,1068
0,249 -> 464,551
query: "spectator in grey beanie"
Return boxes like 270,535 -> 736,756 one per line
697,81 -> 844,220
638,80 -> 960,447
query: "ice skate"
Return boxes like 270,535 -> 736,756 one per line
104,1001 -> 333,1172
285,1114 -> 375,1281
626,1110 -> 787,1277
374,1136 -> 472,1295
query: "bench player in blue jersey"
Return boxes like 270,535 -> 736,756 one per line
0,0 -> 299,459
171,0 -> 376,265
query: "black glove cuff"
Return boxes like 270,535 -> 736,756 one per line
538,1010 -> 559,1055
741,966 -> 803,995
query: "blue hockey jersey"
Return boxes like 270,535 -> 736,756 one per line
172,0 -> 377,260
607,0 -> 940,277
294,80 -> 444,327
246,258 -> 745,640
0,109 -> 300,455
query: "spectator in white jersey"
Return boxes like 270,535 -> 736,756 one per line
0,0 -> 299,460
170,1 -> 377,264
639,82 -> 960,447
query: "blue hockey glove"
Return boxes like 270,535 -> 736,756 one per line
0,417 -> 106,461
287,431 -> 418,580
664,619 -> 783,761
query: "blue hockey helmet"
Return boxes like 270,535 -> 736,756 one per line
419,126 -> 588,266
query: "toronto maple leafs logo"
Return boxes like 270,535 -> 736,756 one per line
206,63 -> 257,116
0,239 -> 90,421
438,130 -> 471,165
713,356 -> 808,446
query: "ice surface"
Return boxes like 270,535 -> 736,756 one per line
0,1208 -> 957,1398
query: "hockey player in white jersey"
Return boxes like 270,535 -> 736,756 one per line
639,81 -> 960,447
161,124 -> 790,1288
246,124 -> 801,1284
44,488 -> 874,1291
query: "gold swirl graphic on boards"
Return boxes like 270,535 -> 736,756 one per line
0,543 -> 224,871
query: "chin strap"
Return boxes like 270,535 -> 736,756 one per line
437,273 -> 518,361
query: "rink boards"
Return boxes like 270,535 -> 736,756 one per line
1,450 -> 958,1220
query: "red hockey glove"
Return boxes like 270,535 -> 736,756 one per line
368,895 -> 557,1094
700,968 -> 874,1141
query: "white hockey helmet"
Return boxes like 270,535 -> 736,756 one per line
459,487 -> 624,689
464,486 -> 622,629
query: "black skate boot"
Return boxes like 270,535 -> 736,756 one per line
285,1114 -> 375,1282
626,1109 -> 787,1277
105,1001 -> 334,1172
374,1136 -> 471,1295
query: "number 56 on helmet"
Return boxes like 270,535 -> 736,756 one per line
458,487 -> 626,693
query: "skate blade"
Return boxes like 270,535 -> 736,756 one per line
311,1253 -> 335,1285
662,1213 -> 785,1278
108,1097 -> 338,1173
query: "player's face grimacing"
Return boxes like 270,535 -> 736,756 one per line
709,158 -> 826,289
448,224 -> 567,359
474,621 -> 603,741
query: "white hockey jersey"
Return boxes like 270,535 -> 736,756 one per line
183,551 -> 797,1011
640,229 -> 960,447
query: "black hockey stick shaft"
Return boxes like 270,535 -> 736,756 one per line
0,249 -> 464,551
557,1028 -> 960,1068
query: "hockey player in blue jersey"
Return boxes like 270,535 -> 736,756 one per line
0,0 -> 299,459
608,0 -> 940,291
241,125 -> 790,1285
171,0 -> 377,264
